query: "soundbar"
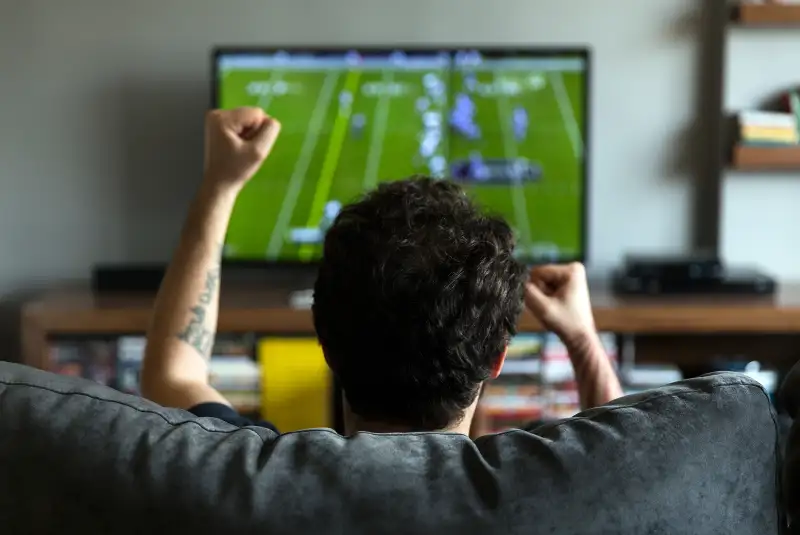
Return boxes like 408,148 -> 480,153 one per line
92,263 -> 320,293
92,264 -> 166,292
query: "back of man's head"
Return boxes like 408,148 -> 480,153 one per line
313,177 -> 526,431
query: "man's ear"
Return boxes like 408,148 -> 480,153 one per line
489,345 -> 508,380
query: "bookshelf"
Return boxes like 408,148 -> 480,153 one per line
22,284 -> 800,364
23,285 -> 800,437
725,5 -> 800,171
735,3 -> 800,25
22,284 -> 800,344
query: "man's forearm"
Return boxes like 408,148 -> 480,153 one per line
141,179 -> 239,408
566,332 -> 624,410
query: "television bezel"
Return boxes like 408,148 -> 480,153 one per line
211,45 -> 591,267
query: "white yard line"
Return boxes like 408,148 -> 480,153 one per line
549,72 -> 583,158
265,72 -> 340,259
362,70 -> 394,190
257,71 -> 283,111
495,81 -> 532,246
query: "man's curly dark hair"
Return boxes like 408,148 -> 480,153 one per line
313,177 -> 526,430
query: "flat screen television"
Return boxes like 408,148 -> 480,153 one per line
213,47 -> 589,264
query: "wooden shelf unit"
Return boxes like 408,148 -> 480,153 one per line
21,284 -> 800,372
731,144 -> 800,170
23,284 -> 800,337
23,284 -> 800,435
735,3 -> 800,25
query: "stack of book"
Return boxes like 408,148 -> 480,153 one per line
738,109 -> 799,146
116,335 -> 261,408
49,339 -> 118,387
479,334 -> 546,432
540,333 -> 618,420
116,336 -> 146,395
209,336 -> 260,413
478,332 -> 620,433
49,335 -> 261,413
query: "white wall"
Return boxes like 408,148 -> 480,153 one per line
721,29 -> 800,280
0,0 -> 715,296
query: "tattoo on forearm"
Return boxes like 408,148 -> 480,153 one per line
176,262 -> 221,358
177,305 -> 213,356
199,267 -> 220,305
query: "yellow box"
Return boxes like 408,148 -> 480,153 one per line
258,338 -> 331,432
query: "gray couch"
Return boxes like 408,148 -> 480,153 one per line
0,361 -> 789,534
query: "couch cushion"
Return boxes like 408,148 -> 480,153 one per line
0,362 -> 782,534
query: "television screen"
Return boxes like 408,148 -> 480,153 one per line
214,48 -> 588,263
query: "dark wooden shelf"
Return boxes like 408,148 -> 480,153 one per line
22,284 -> 800,337
24,285 -> 800,398
734,3 -> 800,25
731,144 -> 800,170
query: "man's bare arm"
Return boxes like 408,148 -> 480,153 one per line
140,183 -> 238,409
141,108 -> 280,409
565,333 -> 623,410
524,263 -> 623,410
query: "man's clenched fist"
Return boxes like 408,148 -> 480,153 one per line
523,263 -> 596,349
204,107 -> 281,187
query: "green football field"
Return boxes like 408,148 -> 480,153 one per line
219,64 -> 584,262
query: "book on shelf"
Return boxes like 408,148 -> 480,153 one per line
479,332 -> 619,429
739,110 -> 797,128
741,126 -> 798,143
209,356 -> 260,392
212,334 -> 254,356
499,333 -> 544,375
738,140 -> 800,147
738,110 -> 799,146
49,334 -> 259,401
208,337 -> 260,413
49,339 -> 118,387
117,336 -> 146,394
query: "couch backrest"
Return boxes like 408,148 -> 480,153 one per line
0,362 -> 783,534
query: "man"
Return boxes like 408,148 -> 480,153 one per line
141,107 -> 622,435
513,105 -> 528,142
